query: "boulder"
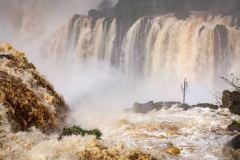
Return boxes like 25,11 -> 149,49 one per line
222,90 -> 240,115
228,134 -> 240,150
228,121 -> 240,132
221,147 -> 240,160
165,146 -> 181,155
133,101 -> 155,113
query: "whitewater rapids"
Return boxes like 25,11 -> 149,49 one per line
1,103 -> 239,160
103,105 -> 240,159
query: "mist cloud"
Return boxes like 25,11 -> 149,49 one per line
0,0 -> 115,45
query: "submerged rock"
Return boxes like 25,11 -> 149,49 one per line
131,101 -> 184,113
0,43 -> 69,133
129,101 -> 219,114
222,90 -> 240,115
221,147 -> 240,160
132,101 -> 155,113
228,121 -> 240,132
228,134 -> 240,150
165,146 -> 181,155
193,103 -> 219,110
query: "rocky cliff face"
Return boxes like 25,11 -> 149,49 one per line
89,0 -> 240,49
93,0 -> 240,19
0,43 -> 69,133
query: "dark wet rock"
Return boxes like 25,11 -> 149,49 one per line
221,147 -> 240,160
0,54 -> 15,60
228,121 -> 240,132
91,0 -> 240,20
97,0 -> 114,11
222,90 -> 234,108
88,8 -> 114,19
89,0 -> 240,28
129,101 -> 219,114
132,101 -> 155,113
228,134 -> 240,150
88,0 -> 114,19
222,90 -> 240,115
193,103 -> 219,110
130,101 -> 185,113
88,9 -> 104,19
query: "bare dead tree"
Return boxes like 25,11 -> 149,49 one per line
181,78 -> 189,105
219,74 -> 240,91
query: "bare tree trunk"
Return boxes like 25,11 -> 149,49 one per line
181,78 -> 189,105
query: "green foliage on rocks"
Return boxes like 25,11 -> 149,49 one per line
60,125 -> 102,139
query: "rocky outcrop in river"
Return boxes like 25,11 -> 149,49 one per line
222,90 -> 240,115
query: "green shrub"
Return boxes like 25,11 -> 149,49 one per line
59,125 -> 102,139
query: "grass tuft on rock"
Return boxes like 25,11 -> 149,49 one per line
60,125 -> 102,139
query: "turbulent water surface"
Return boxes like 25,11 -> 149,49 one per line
103,106 -> 238,159
1,103 -> 239,159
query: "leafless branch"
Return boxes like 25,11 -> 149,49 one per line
209,90 -> 221,106
219,74 -> 240,91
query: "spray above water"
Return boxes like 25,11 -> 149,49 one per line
46,13 -> 240,104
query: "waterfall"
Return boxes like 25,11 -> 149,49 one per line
50,16 -> 118,65
45,13 -> 240,100
120,15 -> 240,83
